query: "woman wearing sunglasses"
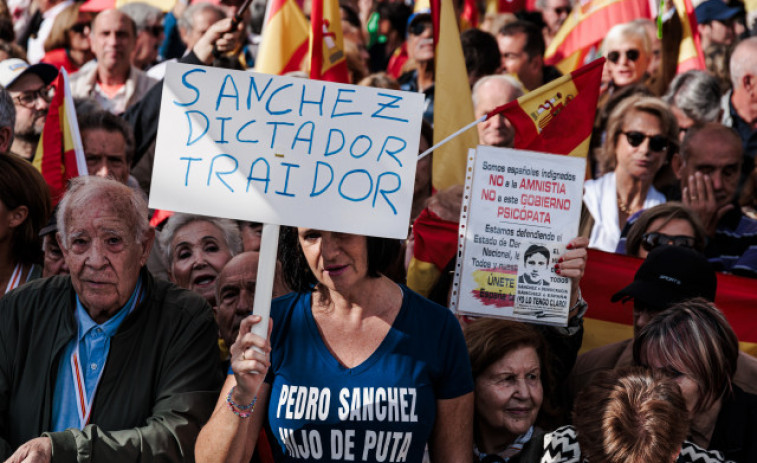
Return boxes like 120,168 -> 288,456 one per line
601,22 -> 651,95
40,3 -> 93,74
621,202 -> 707,258
582,95 -> 679,252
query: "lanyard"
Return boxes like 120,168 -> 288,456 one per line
4,263 -> 23,294
69,283 -> 144,428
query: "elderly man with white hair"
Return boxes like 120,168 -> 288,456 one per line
722,36 -> 757,176
472,74 -> 524,148
0,176 -> 223,463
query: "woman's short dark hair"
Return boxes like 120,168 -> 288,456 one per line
633,298 -> 739,413
625,202 -> 707,257
278,226 -> 402,293
465,318 -> 558,421
0,154 -> 51,264
574,366 -> 690,463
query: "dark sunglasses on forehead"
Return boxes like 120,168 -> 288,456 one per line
409,21 -> 432,36
71,22 -> 90,34
606,48 -> 640,64
621,131 -> 669,152
640,232 -> 696,252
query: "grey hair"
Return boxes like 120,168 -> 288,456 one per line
471,73 -> 524,109
730,36 -> 757,89
0,84 -> 15,142
158,213 -> 242,265
57,176 -> 150,248
601,21 -> 651,56
118,2 -> 163,30
178,2 -> 225,32
663,70 -> 721,123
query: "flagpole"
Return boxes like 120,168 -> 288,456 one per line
418,115 -> 484,161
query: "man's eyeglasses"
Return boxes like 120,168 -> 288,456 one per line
621,131 -> 669,152
71,22 -> 90,34
12,87 -> 53,108
640,232 -> 696,252
409,21 -> 432,36
606,49 -> 640,63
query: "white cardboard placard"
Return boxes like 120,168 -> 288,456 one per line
452,145 -> 586,326
149,63 -> 424,239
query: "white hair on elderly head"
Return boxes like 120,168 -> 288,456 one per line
663,70 -> 721,123
471,73 -> 525,109
601,21 -> 651,55
56,176 -> 150,248
118,1 -> 163,30
730,36 -> 757,89
178,2 -> 225,32
158,213 -> 243,265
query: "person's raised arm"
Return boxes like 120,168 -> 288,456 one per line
196,315 -> 271,463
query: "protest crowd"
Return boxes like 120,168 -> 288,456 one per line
1,0 -> 757,460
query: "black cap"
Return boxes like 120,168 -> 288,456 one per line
611,246 -> 717,311
695,0 -> 741,24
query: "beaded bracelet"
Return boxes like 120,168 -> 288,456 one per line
226,386 -> 257,418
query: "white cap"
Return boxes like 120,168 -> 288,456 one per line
0,58 -> 58,89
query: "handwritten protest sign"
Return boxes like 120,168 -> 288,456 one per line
452,146 -> 585,326
149,63 -> 423,239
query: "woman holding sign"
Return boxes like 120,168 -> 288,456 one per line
583,95 -> 678,252
196,228 -> 474,463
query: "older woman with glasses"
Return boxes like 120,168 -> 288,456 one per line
601,22 -> 651,94
582,95 -> 679,252
619,202 -> 707,257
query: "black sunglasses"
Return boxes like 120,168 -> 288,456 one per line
409,21 -> 432,36
71,22 -> 90,34
607,49 -> 640,63
552,6 -> 571,14
640,232 -> 696,252
144,24 -> 164,37
621,131 -> 669,152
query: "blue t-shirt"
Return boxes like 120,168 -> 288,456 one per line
264,285 -> 473,462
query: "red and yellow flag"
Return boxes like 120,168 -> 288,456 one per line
545,0 -> 650,74
581,250 -> 757,357
32,68 -> 86,206
254,0 -> 309,75
430,0 -> 479,191
488,57 -> 605,157
672,0 -> 706,73
309,0 -> 349,82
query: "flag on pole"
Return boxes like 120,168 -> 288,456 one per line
254,0 -> 310,75
545,0 -> 650,73
309,0 -> 349,82
32,68 -> 86,206
407,58 -> 604,296
671,0 -> 706,73
430,0 -> 479,191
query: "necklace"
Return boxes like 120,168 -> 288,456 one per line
617,193 -> 633,215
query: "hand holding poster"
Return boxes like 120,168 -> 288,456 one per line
452,146 -> 585,326
149,63 -> 423,240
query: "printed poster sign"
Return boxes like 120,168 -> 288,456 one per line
452,146 -> 586,326
149,63 -> 424,239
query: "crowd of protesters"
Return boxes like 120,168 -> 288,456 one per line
0,0 -> 756,461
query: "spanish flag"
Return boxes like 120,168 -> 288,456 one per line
309,0 -> 349,83
581,250 -> 757,357
32,68 -> 86,206
430,0 -> 479,191
407,59 -> 604,296
672,0 -> 705,73
255,0 -> 309,75
545,0 -> 650,74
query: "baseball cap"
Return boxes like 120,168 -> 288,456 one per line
695,0 -> 741,24
0,59 -> 58,89
611,246 -> 717,311
407,9 -> 431,35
